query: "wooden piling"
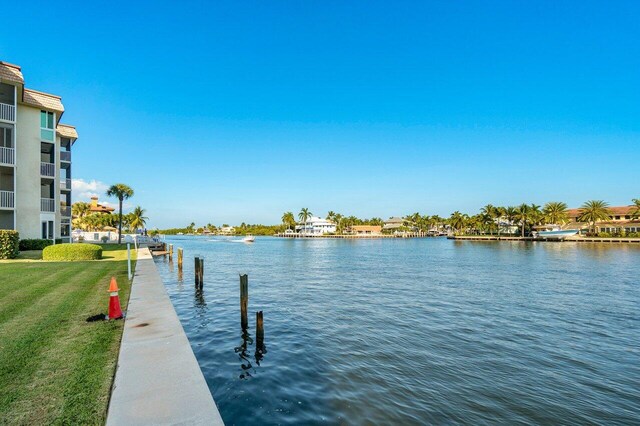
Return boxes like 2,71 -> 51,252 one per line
177,248 -> 183,271
198,258 -> 204,289
195,257 -> 200,287
169,244 -> 173,261
240,274 -> 248,330
256,311 -> 264,349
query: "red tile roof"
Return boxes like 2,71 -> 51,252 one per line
567,206 -> 636,218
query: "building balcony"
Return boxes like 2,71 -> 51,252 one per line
60,205 -> 71,216
0,190 -> 14,209
41,198 -> 55,213
60,151 -> 71,162
0,102 -> 15,122
0,147 -> 15,165
60,178 -> 71,191
40,162 -> 55,177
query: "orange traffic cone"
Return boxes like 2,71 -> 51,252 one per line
108,277 -> 123,320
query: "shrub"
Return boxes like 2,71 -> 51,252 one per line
42,243 -> 102,261
101,236 -> 109,243
20,239 -> 53,251
0,230 -> 19,259
597,232 -> 611,238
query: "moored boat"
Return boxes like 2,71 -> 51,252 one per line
534,225 -> 578,240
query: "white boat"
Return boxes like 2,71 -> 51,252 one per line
534,225 -> 578,240
242,235 -> 255,243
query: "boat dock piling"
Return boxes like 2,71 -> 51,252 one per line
194,257 -> 204,289
177,248 -> 183,271
240,274 -> 249,330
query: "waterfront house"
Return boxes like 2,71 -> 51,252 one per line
88,196 -> 114,213
565,206 -> 640,234
218,226 -> 235,235
295,216 -> 336,235
0,61 -> 78,242
383,217 -> 405,231
350,225 -> 382,235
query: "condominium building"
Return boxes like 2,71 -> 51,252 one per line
0,61 -> 78,242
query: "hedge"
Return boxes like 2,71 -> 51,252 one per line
42,243 -> 103,261
19,239 -> 62,251
0,230 -> 19,259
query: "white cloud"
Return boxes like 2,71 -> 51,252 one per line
72,178 -> 109,201
71,179 -> 134,211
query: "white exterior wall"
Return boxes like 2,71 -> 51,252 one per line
15,105 -> 43,239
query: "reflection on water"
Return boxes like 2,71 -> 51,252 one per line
155,237 -> 640,425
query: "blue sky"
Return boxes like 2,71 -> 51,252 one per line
1,1 -> 638,228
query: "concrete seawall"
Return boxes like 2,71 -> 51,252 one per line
107,248 -> 224,425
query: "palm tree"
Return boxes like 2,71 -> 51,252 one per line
281,212 -> 295,230
129,206 -> 148,232
106,183 -> 134,244
631,198 -> 640,218
515,203 -> 530,237
542,202 -> 569,225
449,211 -> 467,234
480,204 -> 498,235
72,201 -> 91,218
298,208 -> 312,234
578,200 -> 611,234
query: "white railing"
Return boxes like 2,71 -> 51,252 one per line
40,162 -> 55,177
0,190 -> 14,208
60,151 -> 71,162
0,147 -> 15,165
60,178 -> 71,190
0,103 -> 15,122
41,198 -> 55,212
60,206 -> 71,216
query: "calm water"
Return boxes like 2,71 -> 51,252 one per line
154,237 -> 639,425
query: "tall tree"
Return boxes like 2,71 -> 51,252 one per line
298,208 -> 312,234
129,206 -> 148,231
106,183 -> 134,244
631,198 -> 640,218
542,202 -> 569,225
578,200 -> 611,234
515,204 -> 530,237
282,212 -> 295,230
72,201 -> 91,218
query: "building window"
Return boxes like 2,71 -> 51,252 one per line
40,110 -> 54,141
0,124 -> 12,148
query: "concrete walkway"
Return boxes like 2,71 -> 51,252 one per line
107,248 -> 224,425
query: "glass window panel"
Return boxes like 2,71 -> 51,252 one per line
41,129 -> 54,141
40,111 -> 47,128
5,128 -> 11,148
48,112 -> 54,129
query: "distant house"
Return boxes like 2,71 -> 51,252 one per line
565,206 -> 640,234
218,226 -> 235,235
383,217 -> 405,231
295,216 -> 336,235
350,225 -> 382,235
89,196 -> 114,214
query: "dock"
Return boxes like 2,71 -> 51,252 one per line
275,232 -> 431,239
449,235 -> 640,244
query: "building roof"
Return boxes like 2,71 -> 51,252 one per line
385,217 -> 404,224
567,206 -> 637,218
57,124 -> 78,139
351,225 -> 382,232
90,196 -> 115,213
22,88 -> 64,114
0,61 -> 24,85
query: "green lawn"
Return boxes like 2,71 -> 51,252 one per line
0,244 -> 136,424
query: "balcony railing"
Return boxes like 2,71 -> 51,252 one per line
60,206 -> 71,216
60,178 -> 71,190
60,151 -> 71,162
40,162 -> 55,177
0,190 -> 14,208
41,198 -> 55,212
0,103 -> 15,122
0,147 -> 15,165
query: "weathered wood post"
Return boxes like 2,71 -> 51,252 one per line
195,256 -> 200,287
256,311 -> 264,349
177,248 -> 183,271
169,244 -> 173,261
240,274 -> 248,330
198,258 -> 204,289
